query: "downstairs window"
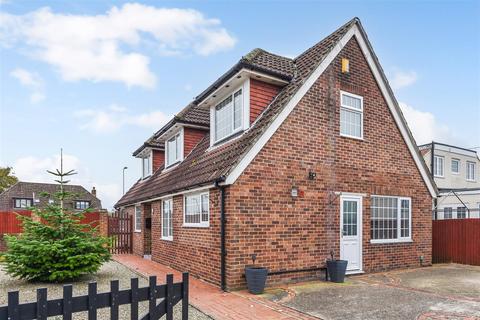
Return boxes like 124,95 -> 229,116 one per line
371,196 -> 411,243
183,192 -> 209,227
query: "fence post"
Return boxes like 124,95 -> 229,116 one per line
149,276 -> 157,319
88,282 -> 97,320
7,291 -> 19,320
110,280 -> 119,320
63,284 -> 73,320
131,278 -> 139,320
182,273 -> 189,320
166,274 -> 173,320
36,288 -> 47,320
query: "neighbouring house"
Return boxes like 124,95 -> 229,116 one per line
115,17 -> 437,290
419,142 -> 480,219
0,181 -> 102,211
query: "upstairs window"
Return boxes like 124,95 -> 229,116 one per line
75,201 -> 90,210
214,89 -> 243,143
183,192 -> 209,227
14,198 -> 32,208
456,207 -> 466,219
166,130 -> 183,167
467,161 -> 476,181
142,151 -> 152,178
433,155 -> 444,177
340,91 -> 363,139
451,159 -> 460,174
443,207 -> 453,219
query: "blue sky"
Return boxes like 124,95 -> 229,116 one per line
1,0 -> 479,209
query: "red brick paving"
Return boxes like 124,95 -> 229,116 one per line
114,255 -> 319,320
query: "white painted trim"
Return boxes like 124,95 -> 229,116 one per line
340,194 -> 363,273
340,90 -> 364,140
334,191 -> 368,197
134,205 -> 142,232
164,127 -> 184,169
466,161 -> 476,182
222,24 -> 437,197
433,155 -> 445,178
138,184 -> 215,204
370,195 -> 412,243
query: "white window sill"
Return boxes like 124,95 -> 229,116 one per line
340,133 -> 364,141
370,239 -> 412,244
434,175 -> 444,178
163,162 -> 181,173
466,179 -> 476,182
161,236 -> 173,241
182,223 -> 209,228
134,230 -> 142,233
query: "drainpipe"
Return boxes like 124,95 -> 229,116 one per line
431,141 -> 437,220
215,176 -> 227,291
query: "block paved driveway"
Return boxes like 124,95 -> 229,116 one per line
251,264 -> 480,320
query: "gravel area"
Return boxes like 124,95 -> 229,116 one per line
0,260 -> 211,320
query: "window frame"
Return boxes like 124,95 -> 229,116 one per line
433,155 -> 445,178
141,150 -> 153,179
74,200 -> 90,210
466,161 -> 476,181
443,207 -> 453,219
134,205 -> 142,232
161,198 -> 173,241
451,158 -> 460,175
165,128 -> 184,168
339,90 -> 364,140
213,87 -> 244,144
183,191 -> 210,228
370,195 -> 412,244
13,198 -> 33,209
456,207 -> 467,219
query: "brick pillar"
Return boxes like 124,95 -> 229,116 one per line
98,211 -> 109,237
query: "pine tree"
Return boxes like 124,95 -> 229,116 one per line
2,150 -> 111,282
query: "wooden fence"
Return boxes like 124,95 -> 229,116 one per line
0,273 -> 189,320
0,211 -> 102,235
432,218 -> 480,266
108,211 -> 133,254
0,211 -> 33,234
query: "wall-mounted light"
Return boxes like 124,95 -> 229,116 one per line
291,186 -> 299,198
308,171 -> 317,180
341,58 -> 350,74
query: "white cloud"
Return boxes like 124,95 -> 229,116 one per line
399,102 -> 459,145
390,69 -> 418,90
0,4 -> 236,88
12,152 -> 121,210
10,68 -> 45,103
74,104 -> 170,133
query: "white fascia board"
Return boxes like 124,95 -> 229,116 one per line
223,24 -> 437,198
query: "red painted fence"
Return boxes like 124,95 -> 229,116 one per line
0,210 -> 101,234
432,219 -> 480,266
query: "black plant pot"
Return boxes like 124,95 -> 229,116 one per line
245,267 -> 268,294
327,259 -> 348,283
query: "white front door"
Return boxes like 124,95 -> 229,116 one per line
340,195 -> 362,272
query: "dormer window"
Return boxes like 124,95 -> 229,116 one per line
214,88 -> 243,142
141,150 -> 152,179
165,129 -> 184,168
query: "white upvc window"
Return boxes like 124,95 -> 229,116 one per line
161,199 -> 173,240
370,196 -> 411,243
443,207 -> 453,219
183,192 -> 209,227
142,151 -> 152,179
134,205 -> 142,232
214,88 -> 243,143
456,207 -> 467,219
433,155 -> 444,177
466,161 -> 476,181
165,129 -> 184,168
451,159 -> 460,174
14,198 -> 32,208
340,91 -> 363,139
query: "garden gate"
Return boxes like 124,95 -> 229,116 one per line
108,211 -> 133,254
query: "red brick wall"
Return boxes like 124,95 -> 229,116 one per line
223,37 -> 432,289
249,79 -> 280,124
124,206 -> 145,256
184,128 -> 207,158
151,189 -> 221,285
152,150 -> 165,172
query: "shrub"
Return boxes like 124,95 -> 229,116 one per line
1,156 -> 110,282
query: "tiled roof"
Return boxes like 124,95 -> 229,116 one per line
115,18 -> 358,207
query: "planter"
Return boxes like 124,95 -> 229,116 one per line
327,259 -> 348,283
245,267 -> 268,294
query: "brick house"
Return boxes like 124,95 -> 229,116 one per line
0,181 -> 102,211
115,18 -> 437,290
